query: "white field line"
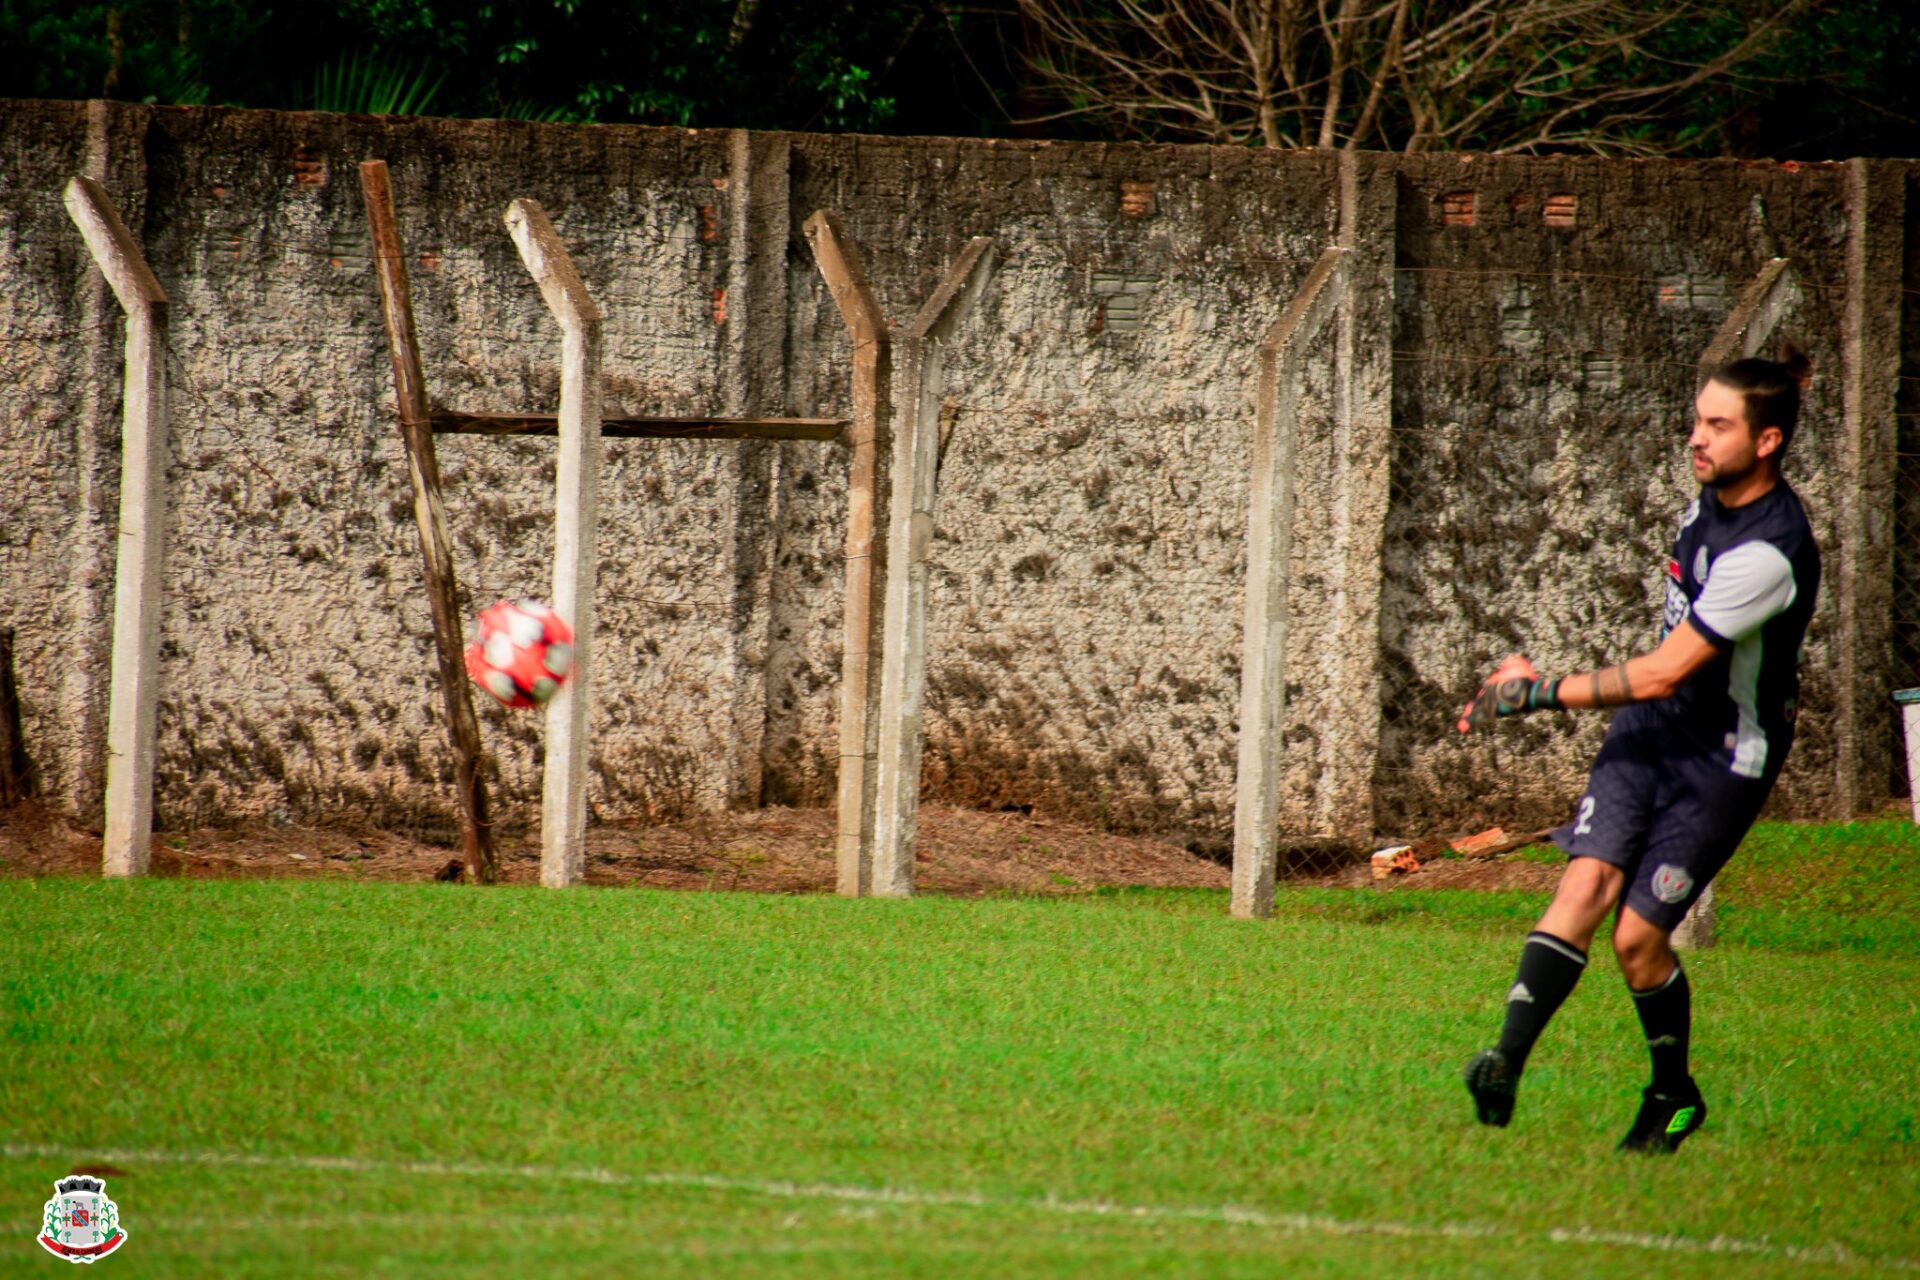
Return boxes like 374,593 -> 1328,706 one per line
5,1142 -> 1915,1271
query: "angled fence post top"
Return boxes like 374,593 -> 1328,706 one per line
1232,240 -> 1355,920
505,199 -> 602,330
906,237 -> 995,342
1698,257 -> 1795,377
64,172 -> 171,879
63,176 -> 168,320
1671,255 -> 1796,948
1262,247 -> 1349,356
865,233 -> 1000,899
803,210 -> 887,346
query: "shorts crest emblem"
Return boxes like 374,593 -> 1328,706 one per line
1651,863 -> 1695,905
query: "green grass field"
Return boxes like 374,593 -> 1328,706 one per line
4,819 -> 1917,1277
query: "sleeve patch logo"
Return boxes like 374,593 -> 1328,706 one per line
1662,579 -> 1690,635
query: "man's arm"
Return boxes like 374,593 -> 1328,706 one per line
1554,621 -> 1721,709
1459,536 -> 1798,732
1457,622 -> 1720,732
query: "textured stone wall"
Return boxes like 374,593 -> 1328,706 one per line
778,138 -> 1339,844
0,101 -> 1905,846
1382,156 -> 1863,835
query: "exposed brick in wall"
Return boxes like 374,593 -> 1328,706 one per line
0,101 -> 1907,845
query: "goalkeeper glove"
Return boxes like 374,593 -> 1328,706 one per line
1458,675 -> 1561,733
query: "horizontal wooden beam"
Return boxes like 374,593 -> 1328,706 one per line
430,412 -> 845,442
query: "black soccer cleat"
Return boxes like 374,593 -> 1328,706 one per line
1617,1082 -> 1708,1154
1464,1048 -> 1517,1128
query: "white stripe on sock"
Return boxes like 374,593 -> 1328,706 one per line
1526,933 -> 1589,966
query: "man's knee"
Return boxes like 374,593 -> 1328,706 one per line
1613,910 -> 1676,987
1535,858 -> 1627,950
1555,857 -> 1624,913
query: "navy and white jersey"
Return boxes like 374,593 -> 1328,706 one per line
1654,482 -> 1820,778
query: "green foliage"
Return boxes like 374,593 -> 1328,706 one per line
1693,0 -> 1920,156
3,0 -> 1920,152
305,51 -> 445,116
0,1 -> 267,105
0,0 -> 984,134
492,97 -> 581,123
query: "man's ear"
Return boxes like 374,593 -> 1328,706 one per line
1755,425 -> 1784,459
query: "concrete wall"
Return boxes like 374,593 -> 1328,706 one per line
1385,156 -> 1859,833
1,101 -> 1908,846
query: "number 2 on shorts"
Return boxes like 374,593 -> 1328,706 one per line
1574,796 -> 1596,836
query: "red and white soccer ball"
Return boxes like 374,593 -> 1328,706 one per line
464,599 -> 574,709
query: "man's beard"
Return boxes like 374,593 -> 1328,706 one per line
1698,451 -> 1761,489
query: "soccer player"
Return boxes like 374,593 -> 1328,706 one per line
1455,347 -> 1819,1153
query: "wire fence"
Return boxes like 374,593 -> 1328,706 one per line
1385,343 -> 1920,846
4,226 -> 1916,857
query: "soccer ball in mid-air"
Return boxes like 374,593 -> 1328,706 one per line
464,599 -> 575,708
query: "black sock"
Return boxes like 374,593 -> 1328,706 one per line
1630,962 -> 1692,1092
1495,931 -> 1588,1075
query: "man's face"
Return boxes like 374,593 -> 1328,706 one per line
1690,380 -> 1781,488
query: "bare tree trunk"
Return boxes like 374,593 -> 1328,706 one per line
1347,0 -> 1409,150
1316,0 -> 1364,148
1018,0 -> 1800,156
102,9 -> 125,97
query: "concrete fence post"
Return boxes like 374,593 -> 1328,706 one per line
506,199 -> 604,888
1319,150 -> 1397,840
63,176 -> 168,878
1697,258 -> 1796,373
720,131 -> 792,811
1232,246 -> 1350,919
1674,255 -> 1799,951
869,237 -> 996,898
1834,160 -> 1904,821
803,211 -> 893,898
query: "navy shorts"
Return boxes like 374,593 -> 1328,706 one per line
1553,703 -> 1779,930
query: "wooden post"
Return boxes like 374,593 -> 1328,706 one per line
869,237 -> 995,898
1674,255 -> 1799,950
359,160 -> 498,884
1231,247 -> 1349,919
505,198 -> 604,890
803,211 -> 892,898
63,176 -> 168,878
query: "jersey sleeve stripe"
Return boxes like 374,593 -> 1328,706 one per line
1684,615 -> 1735,652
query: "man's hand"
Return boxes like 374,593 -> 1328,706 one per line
1457,655 -> 1554,733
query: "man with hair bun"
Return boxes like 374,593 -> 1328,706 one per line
1456,345 -> 1821,1153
